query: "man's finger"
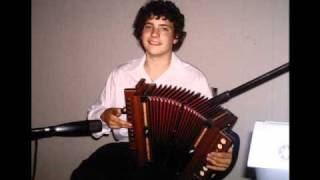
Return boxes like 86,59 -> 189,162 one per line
118,119 -> 132,128
206,164 -> 227,171
207,154 -> 231,167
208,152 -> 232,159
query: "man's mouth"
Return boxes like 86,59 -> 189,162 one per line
148,40 -> 161,46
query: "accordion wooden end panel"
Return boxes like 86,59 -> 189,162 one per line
178,111 -> 237,180
124,79 -> 238,179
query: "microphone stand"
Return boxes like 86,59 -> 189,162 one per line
31,120 -> 101,180
31,120 -> 102,140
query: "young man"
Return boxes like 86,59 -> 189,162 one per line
72,1 -> 237,179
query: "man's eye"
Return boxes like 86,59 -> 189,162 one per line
161,27 -> 169,31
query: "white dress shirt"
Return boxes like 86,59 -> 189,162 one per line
87,53 -> 213,141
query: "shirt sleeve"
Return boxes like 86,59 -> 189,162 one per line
194,73 -> 214,99
87,71 -> 117,139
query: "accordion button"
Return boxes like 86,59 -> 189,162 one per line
217,143 -> 223,150
199,170 -> 205,176
220,138 -> 227,144
203,166 -> 208,171
188,149 -> 195,154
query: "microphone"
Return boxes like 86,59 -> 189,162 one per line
31,120 -> 102,140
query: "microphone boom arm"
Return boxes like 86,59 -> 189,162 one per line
209,63 -> 289,106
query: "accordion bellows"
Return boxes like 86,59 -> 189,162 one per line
124,79 -> 237,179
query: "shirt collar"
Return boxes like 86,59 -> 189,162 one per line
131,53 -> 181,83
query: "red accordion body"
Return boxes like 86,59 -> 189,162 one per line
124,79 -> 237,180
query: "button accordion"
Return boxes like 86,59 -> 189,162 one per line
124,79 -> 238,179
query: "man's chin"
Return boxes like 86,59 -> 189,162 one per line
146,47 -> 172,56
146,49 -> 164,55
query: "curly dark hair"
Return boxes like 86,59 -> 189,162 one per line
133,0 -> 187,52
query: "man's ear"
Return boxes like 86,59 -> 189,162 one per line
173,37 -> 178,44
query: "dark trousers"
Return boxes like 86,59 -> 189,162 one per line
71,134 -> 240,180
71,142 -> 176,180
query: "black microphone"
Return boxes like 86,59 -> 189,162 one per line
31,120 -> 102,140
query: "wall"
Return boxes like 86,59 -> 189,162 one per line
32,0 -> 289,179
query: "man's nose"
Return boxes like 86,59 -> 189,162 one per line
151,28 -> 160,37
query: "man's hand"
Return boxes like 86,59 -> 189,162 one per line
206,146 -> 233,171
100,108 -> 132,129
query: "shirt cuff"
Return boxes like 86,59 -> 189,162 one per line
92,120 -> 111,139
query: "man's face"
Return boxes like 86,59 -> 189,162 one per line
141,16 -> 178,57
